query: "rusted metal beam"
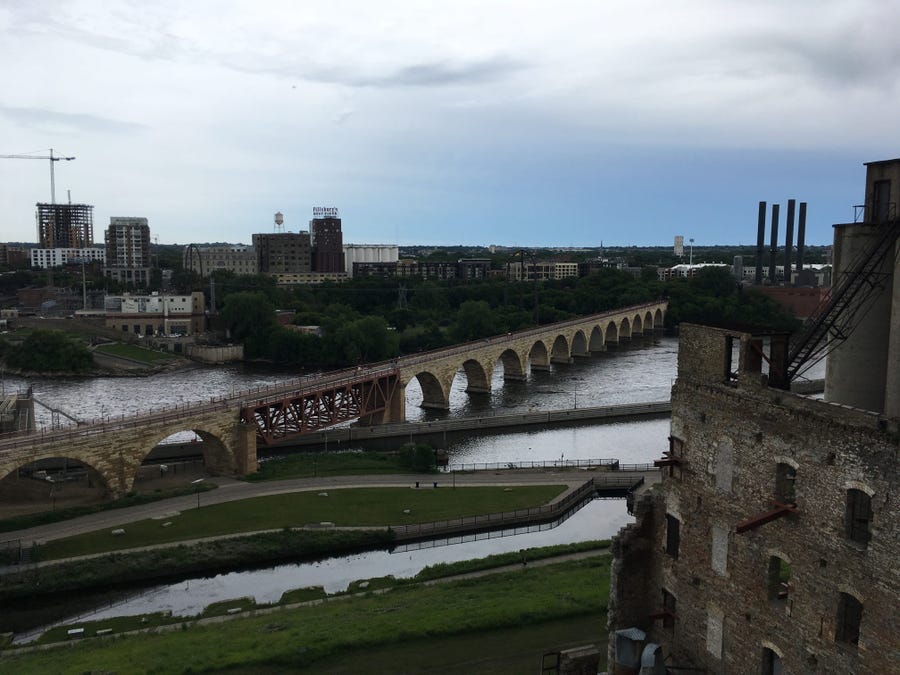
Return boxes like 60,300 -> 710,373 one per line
735,503 -> 797,534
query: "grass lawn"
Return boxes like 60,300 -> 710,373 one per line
3,556 -> 610,673
38,485 -> 566,560
94,342 -> 175,363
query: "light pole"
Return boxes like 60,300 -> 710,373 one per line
689,238 -> 695,267
191,477 -> 205,509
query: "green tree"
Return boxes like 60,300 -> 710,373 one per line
450,300 -> 502,342
2,330 -> 93,372
221,291 -> 277,358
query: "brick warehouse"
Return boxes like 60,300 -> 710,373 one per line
606,160 -> 900,674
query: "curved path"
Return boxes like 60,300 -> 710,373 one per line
3,468 -> 658,548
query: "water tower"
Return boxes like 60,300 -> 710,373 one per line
274,211 -> 284,233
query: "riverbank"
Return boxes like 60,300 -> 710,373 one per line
0,551 -> 610,673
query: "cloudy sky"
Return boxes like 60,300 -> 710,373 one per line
1,1 -> 898,247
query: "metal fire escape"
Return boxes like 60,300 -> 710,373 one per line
776,209 -> 900,388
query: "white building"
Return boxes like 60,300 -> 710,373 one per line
30,247 -> 105,269
343,244 -> 399,278
104,291 -> 205,336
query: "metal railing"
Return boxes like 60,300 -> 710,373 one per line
442,459 -> 656,473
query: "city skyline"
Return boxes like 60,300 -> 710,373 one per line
1,1 -> 898,247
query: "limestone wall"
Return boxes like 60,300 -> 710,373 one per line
608,325 -> 899,673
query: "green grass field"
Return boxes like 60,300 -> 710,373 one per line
2,555 -> 610,673
38,485 -> 565,560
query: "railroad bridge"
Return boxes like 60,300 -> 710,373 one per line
0,301 -> 665,497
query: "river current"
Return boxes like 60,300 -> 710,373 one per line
6,334 -> 828,639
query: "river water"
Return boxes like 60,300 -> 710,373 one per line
5,336 -> 681,640
5,335 -> 830,640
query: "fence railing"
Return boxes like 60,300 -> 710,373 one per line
389,474 -> 648,541
442,459 -> 657,473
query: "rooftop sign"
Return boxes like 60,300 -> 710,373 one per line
312,207 -> 339,218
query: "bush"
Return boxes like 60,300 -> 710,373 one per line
398,443 -> 437,472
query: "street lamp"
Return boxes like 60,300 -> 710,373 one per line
191,477 -> 205,509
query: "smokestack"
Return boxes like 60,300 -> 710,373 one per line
768,203 -> 780,284
755,201 -> 766,285
784,199 -> 795,285
796,202 -> 807,271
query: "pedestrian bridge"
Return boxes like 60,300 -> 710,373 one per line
0,301 -> 665,497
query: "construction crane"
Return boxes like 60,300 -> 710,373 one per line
0,148 -> 76,204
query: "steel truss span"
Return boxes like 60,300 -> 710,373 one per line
243,372 -> 399,445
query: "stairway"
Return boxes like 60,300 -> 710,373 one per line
783,220 -> 900,386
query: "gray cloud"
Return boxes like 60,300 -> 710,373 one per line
727,14 -> 900,91
230,54 -> 527,89
0,105 -> 147,134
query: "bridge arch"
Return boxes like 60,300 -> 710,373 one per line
529,340 -> 551,372
460,358 -> 492,394
654,307 -> 664,329
571,330 -> 589,357
589,325 -> 605,352
644,310 -> 654,331
550,335 -> 571,364
409,370 -> 451,410
619,317 -> 632,340
605,320 -> 619,347
0,454 -> 112,514
632,314 -> 644,335
499,348 -> 526,381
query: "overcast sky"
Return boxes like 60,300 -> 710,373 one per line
1,1 -> 898,248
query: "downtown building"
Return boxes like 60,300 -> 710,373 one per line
103,217 -> 152,286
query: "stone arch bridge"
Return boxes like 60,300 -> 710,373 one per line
0,301 -> 665,497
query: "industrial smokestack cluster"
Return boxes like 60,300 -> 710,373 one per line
754,200 -> 807,285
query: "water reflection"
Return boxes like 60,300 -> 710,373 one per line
19,499 -> 629,641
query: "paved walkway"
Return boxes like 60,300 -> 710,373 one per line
2,468 -> 657,549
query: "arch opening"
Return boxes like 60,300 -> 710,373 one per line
589,326 -> 605,352
461,359 -> 491,394
410,371 -> 450,411
500,348 -> 526,382
605,321 -> 619,348
0,456 -> 110,519
550,335 -> 571,364
571,330 -> 589,357
529,340 -> 551,372
130,429 -> 234,495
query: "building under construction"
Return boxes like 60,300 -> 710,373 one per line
35,202 -> 94,249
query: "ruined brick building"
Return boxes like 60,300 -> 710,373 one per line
607,160 -> 900,674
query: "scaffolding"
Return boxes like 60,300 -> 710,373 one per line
36,202 -> 94,248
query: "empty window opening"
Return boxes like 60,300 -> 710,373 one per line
761,648 -> 784,675
767,556 -> 791,610
835,593 -> 863,646
774,463 -> 797,505
846,489 -> 873,548
661,589 -> 676,629
666,514 -> 681,559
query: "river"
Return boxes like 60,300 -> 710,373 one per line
3,336 -> 825,640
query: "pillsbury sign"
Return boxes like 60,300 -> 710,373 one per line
312,207 -> 340,218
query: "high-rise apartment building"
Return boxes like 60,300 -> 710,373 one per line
35,202 -> 94,248
104,217 -> 152,286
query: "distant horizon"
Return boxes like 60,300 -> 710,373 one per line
3,3 -> 894,249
